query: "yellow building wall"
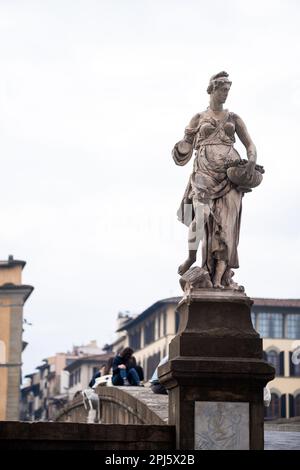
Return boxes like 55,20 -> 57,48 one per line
0,368 -> 8,420
0,266 -> 22,286
0,301 -> 11,420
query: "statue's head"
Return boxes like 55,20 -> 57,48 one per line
207,71 -> 232,104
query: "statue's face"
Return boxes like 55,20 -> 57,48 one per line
213,83 -> 231,104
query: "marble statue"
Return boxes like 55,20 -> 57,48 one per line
173,71 -> 264,291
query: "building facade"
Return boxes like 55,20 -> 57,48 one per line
115,296 -> 300,419
0,256 -> 33,421
20,341 -> 111,420
64,353 -> 114,401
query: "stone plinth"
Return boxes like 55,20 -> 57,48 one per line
158,290 -> 275,450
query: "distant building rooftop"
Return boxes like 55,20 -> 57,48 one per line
64,353 -> 114,373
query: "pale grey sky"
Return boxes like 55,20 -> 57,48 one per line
0,0 -> 299,376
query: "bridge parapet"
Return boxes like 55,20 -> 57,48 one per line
56,386 -> 168,425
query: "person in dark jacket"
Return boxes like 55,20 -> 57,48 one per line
127,355 -> 144,383
112,348 -> 141,386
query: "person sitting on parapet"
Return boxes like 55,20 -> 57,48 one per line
127,355 -> 144,385
112,347 -> 141,386
150,355 -> 168,395
88,357 -> 113,388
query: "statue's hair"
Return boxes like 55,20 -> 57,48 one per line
207,71 -> 232,94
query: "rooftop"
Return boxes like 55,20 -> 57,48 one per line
64,353 -> 114,372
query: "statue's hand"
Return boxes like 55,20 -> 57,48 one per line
178,140 -> 192,154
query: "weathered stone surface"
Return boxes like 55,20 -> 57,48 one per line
158,294 -> 275,450
56,385 -> 168,425
0,421 -> 175,450
195,401 -> 249,450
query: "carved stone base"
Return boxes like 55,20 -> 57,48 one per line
158,291 -> 275,450
179,266 -> 245,293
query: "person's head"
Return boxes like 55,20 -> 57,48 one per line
100,357 -> 113,375
207,71 -> 232,104
120,347 -> 134,361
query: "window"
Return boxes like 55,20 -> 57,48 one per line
257,313 -> 283,338
146,352 -> 161,381
69,373 -> 74,387
129,329 -> 141,350
266,350 -> 284,376
175,310 -> 180,334
251,313 -> 256,329
289,350 -> 300,377
163,311 -> 167,336
265,393 -> 281,419
295,394 -> 300,417
289,394 -> 300,417
157,315 -> 161,339
144,318 -> 155,345
286,314 -> 300,339
71,368 -> 81,385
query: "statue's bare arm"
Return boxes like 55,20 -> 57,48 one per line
234,114 -> 257,165
177,113 -> 201,156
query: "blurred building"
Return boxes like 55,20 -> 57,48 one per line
20,352 -> 77,421
0,256 -> 33,421
64,352 -> 114,401
20,341 -> 111,420
113,296 -> 300,419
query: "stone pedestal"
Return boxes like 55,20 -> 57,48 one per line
158,290 -> 275,450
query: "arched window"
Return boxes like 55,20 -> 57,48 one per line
290,349 -> 300,377
266,350 -> 284,376
265,393 -> 281,419
0,341 -> 6,363
295,394 -> 300,417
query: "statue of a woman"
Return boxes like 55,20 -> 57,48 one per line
173,71 -> 261,290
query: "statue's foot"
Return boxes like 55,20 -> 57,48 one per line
213,282 -> 224,289
178,257 -> 196,276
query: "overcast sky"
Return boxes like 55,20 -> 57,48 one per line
0,0 -> 299,376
